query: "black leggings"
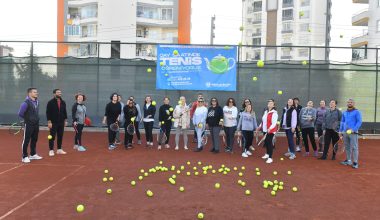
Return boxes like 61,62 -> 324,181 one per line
323,129 -> 339,157
242,130 -> 253,152
159,122 -> 172,145
315,124 -> 323,151
144,121 -> 154,142
264,133 -> 274,158
107,124 -> 117,145
74,123 -> 84,146
49,122 -> 64,150
301,127 -> 317,152
295,126 -> 301,146
124,125 -> 133,146
134,121 -> 141,141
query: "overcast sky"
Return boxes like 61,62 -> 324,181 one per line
0,0 -> 368,60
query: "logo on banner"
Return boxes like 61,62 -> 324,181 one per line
204,54 -> 235,74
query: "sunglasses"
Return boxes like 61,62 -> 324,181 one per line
228,100 -> 234,103
245,101 -> 250,103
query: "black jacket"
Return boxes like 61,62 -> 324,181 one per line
123,105 -> 138,126
159,104 -> 173,122
46,97 -> 67,124
143,103 -> 156,119
105,102 -> 122,124
206,106 -> 223,127
281,106 -> 296,128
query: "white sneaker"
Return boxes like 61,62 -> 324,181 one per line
296,146 -> 301,152
22,157 -> 31,163
29,154 -> 43,160
284,152 -> 291,157
246,151 -> 252,156
158,145 -> 162,150
49,150 -> 55,157
242,152 -> 248,158
73,145 -> 79,150
57,149 -> 67,155
266,158 -> 273,164
262,154 -> 269,159
289,154 -> 296,160
184,146 -> 189,150
165,144 -> 170,149
175,146 -> 179,150
149,142 -> 154,146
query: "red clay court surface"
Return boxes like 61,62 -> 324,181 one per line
1,129 -> 380,220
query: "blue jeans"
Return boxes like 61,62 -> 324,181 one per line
195,126 -> 205,149
285,129 -> 295,154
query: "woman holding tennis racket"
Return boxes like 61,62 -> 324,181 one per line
102,93 -> 121,150
257,99 -> 278,164
315,100 -> 327,153
193,97 -> 208,152
299,101 -> 318,157
206,97 -> 223,154
223,98 -> 238,153
281,98 -> 298,160
237,104 -> 258,158
319,99 -> 342,160
123,99 -> 138,149
158,97 -> 174,150
173,96 -> 191,150
129,96 -> 142,145
143,96 -> 156,147
72,93 -> 87,152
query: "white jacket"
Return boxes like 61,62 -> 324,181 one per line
223,106 -> 238,127
173,104 -> 190,128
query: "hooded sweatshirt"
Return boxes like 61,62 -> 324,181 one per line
339,108 -> 362,133
237,111 -> 258,131
299,107 -> 316,128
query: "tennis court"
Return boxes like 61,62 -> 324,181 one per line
1,129 -> 379,219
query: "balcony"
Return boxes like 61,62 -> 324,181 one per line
351,30 -> 368,47
281,55 -> 293,59
137,0 -> 173,6
68,0 -> 98,7
282,0 -> 294,8
281,29 -> 293,34
352,8 -> 369,26
352,0 -> 368,3
352,48 -> 367,61
252,31 -> 262,37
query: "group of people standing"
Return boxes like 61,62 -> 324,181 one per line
18,88 -> 363,169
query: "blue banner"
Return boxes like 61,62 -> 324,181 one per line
156,45 -> 237,91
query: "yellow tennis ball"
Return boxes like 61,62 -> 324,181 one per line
197,213 -> 204,219
346,130 -> 352,135
108,177 -> 114,181
233,167 -> 237,171
161,121 -> 165,125
245,190 -> 251,195
180,165 -> 185,170
147,68 -> 152,73
144,172 -> 148,177
172,174 -> 176,179
280,157 -> 284,161
102,177 -> 107,182
256,172 -> 261,176
212,170 -> 216,174
48,135 -> 52,140
279,185 -> 284,190
299,11 -> 304,17
169,107 -> 174,112
76,204 -> 85,213
173,50 -> 179,55
171,118 -> 175,122
255,168 -> 260,172
241,182 -> 246,187
241,166 -> 246,170
193,167 -> 197,171
179,186 -> 185,192
257,60 -> 264,68
277,90 -> 283,95
221,164 -> 225,168
186,171 -> 191,176
194,171 -> 199,176
176,170 -> 181,174
238,180 -> 242,184
104,169 -> 109,174
252,76 -> 258,81
238,172 -> 243,177
131,117 -> 135,122
203,171 -> 208,175
131,180 -> 136,186
160,62 -> 165,66
198,123 -> 203,128
146,190 -> 153,197
106,189 -> 112,194
224,45 -> 231,50
271,190 -> 276,196
215,183 -> 221,189
152,101 -> 156,106
273,171 -> 278,175
223,171 -> 227,175
292,187 -> 298,192
279,181 -> 284,186
302,60 -> 308,65
287,171 -> 292,175
138,176 -> 143,180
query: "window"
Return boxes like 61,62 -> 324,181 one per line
299,10 -> 310,19
161,8 -> 173,20
65,25 -> 81,36
282,22 -> 293,32
80,5 -> 97,19
281,48 -> 291,56
247,6 -> 253,14
300,0 -> 310,7
282,9 -> 293,20
298,48 -> 309,57
282,0 -> 293,8
253,1 -> 262,11
111,41 -> 120,59
253,13 -> 262,22
282,36 -> 292,44
252,38 -> 261,45
299,23 -> 309,32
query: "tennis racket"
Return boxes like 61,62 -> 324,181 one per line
237,133 -> 242,148
201,131 -> 208,146
318,135 -> 325,146
126,121 -> 135,135
9,121 -> 24,135
157,125 -> 167,145
333,138 -> 344,155
84,116 -> 92,126
257,133 -> 267,146
109,121 -> 120,132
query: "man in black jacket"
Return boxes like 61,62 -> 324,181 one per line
46,89 -> 68,156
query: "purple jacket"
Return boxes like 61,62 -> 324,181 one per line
18,96 -> 38,118
316,107 -> 326,125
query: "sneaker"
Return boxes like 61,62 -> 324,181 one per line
73,145 -> 79,150
262,154 -> 269,159
29,154 -> 43,160
213,150 -> 220,154
175,146 -> 179,151
303,152 -> 310,157
165,144 -> 170,149
296,146 -> 301,152
115,140 -> 121,145
57,149 -> 67,155
194,147 -> 203,152
266,158 -> 273,164
77,146 -> 86,152
184,146 -> 189,150
340,160 -> 352,166
158,145 -> 162,150
137,140 -> 142,145
246,151 -> 252,156
289,154 -> 296,160
284,152 -> 291,157
314,151 -> 319,157
108,144 -> 116,150
352,162 -> 359,169
242,152 -> 248,157
22,157 -> 31,163
210,148 -> 215,152
49,150 -> 55,157
149,142 -> 154,146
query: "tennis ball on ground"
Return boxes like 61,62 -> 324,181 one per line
197,213 -> 204,219
48,135 -> 52,140
76,204 -> 85,213
241,166 -> 246,170
194,171 -> 199,176
193,167 -> 197,171
279,185 -> 284,190
160,62 -> 165,66
273,171 -> 278,175
271,191 -> 276,196
212,170 -> 216,174
245,189 -> 251,195
152,101 -> 156,106
223,171 -> 227,175
172,174 -> 177,179
186,171 -> 191,176
280,157 -> 284,161
268,181 -> 274,186
144,172 -> 148,177
287,171 -> 292,175
277,90 -> 283,95
198,161 -> 202,165
263,184 -> 268,189
180,165 -> 185,170
138,176 -> 143,180
140,169 -> 144,173
346,130 -> 352,134
255,168 -> 260,172
131,180 -> 136,186
302,60 -> 308,65
218,168 -> 223,173
252,76 -> 258,81
159,161 -> 163,165
109,177 -> 114,181
173,50 -> 179,55
238,180 -> 243,184
238,172 -> 243,177
146,190 -> 153,197
208,165 -> 212,169
211,182 -> 219,189
256,172 -> 261,176
292,187 -> 298,192
257,60 -> 264,68
179,186 -> 185,192
221,164 -> 225,168
169,178 -> 176,185
274,180 -> 278,184
104,169 -> 109,174
171,166 -> 176,171
106,189 -> 112,194
233,167 -> 238,171
177,170 -> 181,174
147,68 -> 152,73
102,177 -> 107,182
279,181 -> 284,186
187,161 -> 191,165
273,185 -> 279,192
241,182 -> 246,187
203,171 -> 208,175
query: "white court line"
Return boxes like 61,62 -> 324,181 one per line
0,165 -> 85,220
0,163 -> 19,165
0,164 -> 23,175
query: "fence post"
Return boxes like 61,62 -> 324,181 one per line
375,48 -> 379,124
307,46 -> 312,101
31,42 -> 34,87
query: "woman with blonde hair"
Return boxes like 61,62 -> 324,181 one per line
173,96 -> 191,150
